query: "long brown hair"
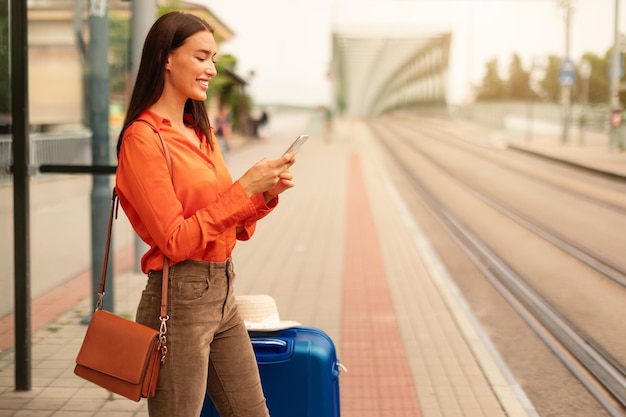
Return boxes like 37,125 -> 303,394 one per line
117,11 -> 215,155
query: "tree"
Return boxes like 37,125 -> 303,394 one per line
109,13 -> 131,100
209,54 -> 250,130
210,54 -> 239,105
538,52 -> 613,105
602,47 -> 626,107
538,55 -> 561,102
476,58 -> 506,101
475,49 -> 623,105
507,53 -> 534,100
579,52 -> 608,104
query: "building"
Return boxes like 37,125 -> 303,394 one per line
25,0 -> 239,130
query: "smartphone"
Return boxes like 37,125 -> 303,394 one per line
282,135 -> 309,156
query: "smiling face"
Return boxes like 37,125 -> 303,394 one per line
164,30 -> 217,103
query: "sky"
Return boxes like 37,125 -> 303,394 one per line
201,0 -> 626,106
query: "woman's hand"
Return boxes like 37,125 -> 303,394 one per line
238,150 -> 296,199
263,169 -> 294,204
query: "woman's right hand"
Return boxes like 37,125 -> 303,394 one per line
237,152 -> 296,197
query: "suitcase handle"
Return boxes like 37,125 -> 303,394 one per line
251,339 -> 294,362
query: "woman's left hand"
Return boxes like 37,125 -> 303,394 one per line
263,170 -> 294,204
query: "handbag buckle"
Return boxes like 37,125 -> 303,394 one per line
95,293 -> 104,311
159,315 -> 169,364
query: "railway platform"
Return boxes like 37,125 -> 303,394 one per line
450,115 -> 626,178
1,112 -> 622,417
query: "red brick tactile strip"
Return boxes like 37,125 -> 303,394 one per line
0,271 -> 89,354
340,153 -> 422,417
354,120 -> 537,417
0,249 -> 134,354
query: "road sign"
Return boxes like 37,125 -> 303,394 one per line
559,58 -> 576,87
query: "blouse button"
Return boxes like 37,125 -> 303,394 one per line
207,163 -> 214,169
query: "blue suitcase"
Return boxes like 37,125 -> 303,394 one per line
200,326 -> 342,417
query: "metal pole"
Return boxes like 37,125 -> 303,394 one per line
11,0 -> 32,391
561,0 -> 572,145
130,0 -> 157,273
131,0 -> 156,80
88,0 -> 113,313
579,59 -> 591,145
610,0 -> 621,150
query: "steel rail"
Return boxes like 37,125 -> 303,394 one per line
369,122 -> 626,416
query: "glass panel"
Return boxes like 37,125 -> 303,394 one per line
0,0 -> 13,327
27,0 -> 96,320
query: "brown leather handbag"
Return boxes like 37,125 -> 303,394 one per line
75,121 -> 173,401
74,188 -> 170,401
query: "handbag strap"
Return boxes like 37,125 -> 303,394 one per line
98,191 -> 170,327
135,119 -> 172,324
97,189 -> 119,304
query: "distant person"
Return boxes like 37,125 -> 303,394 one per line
252,109 -> 269,139
323,106 -> 333,143
215,104 -> 232,153
114,11 -> 298,417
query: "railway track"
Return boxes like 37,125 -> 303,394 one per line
367,115 -> 626,417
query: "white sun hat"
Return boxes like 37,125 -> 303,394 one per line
236,294 -> 301,331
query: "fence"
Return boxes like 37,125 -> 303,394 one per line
0,131 -> 92,182
451,101 -> 609,133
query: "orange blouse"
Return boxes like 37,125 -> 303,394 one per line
115,110 -> 277,273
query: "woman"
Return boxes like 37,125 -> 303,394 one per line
115,11 -> 296,417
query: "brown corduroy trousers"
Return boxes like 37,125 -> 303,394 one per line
136,259 -> 269,417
